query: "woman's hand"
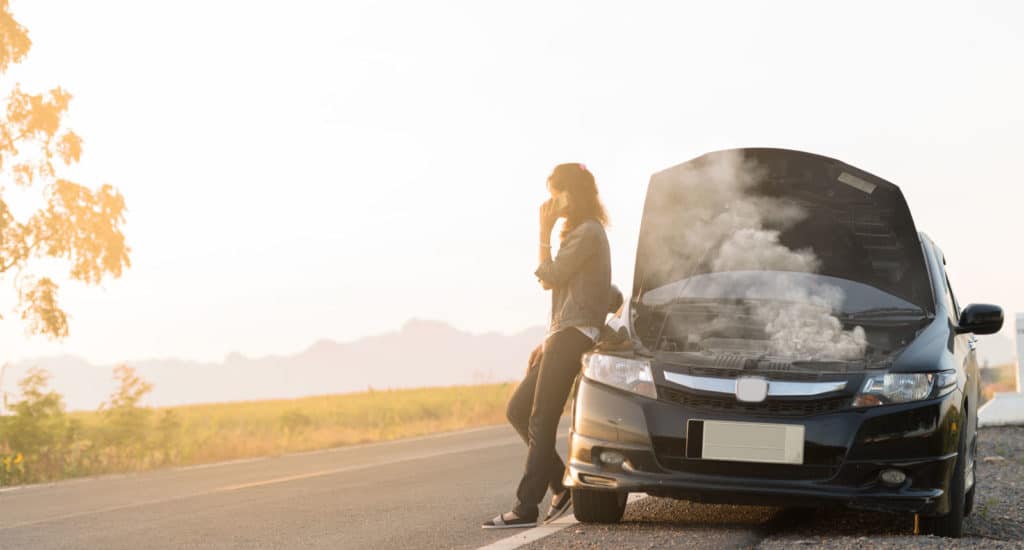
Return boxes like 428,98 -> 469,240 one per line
539,198 -> 560,241
527,343 -> 544,372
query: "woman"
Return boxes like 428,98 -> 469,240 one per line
483,163 -> 611,528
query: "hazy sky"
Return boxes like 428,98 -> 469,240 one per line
2,1 -> 1022,364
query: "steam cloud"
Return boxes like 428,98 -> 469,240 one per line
641,151 -> 867,360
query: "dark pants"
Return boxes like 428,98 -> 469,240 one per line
507,328 -> 594,520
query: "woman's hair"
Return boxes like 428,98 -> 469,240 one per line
548,163 -> 609,241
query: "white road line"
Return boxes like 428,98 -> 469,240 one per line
478,493 -> 648,550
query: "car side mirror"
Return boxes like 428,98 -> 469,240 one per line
956,303 -> 1003,335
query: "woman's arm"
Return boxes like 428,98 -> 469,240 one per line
538,243 -> 554,290
538,199 -> 558,262
534,223 -> 597,288
536,199 -> 558,290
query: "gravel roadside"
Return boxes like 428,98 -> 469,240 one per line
524,426 -> 1024,549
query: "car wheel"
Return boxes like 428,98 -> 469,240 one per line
920,408 -> 967,538
572,488 -> 627,523
964,433 -> 977,517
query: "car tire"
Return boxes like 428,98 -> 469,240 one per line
963,484 -> 976,518
920,408 -> 967,538
963,432 -> 977,517
572,488 -> 627,523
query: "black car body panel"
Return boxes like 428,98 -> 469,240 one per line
566,148 -> 992,519
633,148 -> 934,317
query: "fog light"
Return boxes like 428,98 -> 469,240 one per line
599,450 -> 625,466
580,474 -> 617,488
879,469 -> 906,486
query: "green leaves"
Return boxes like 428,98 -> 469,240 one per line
17,277 -> 68,339
99,365 -> 153,457
38,180 -> 131,284
0,1 -> 130,338
1,367 -> 69,484
0,0 -> 31,74
56,131 -> 82,164
5,85 -> 72,143
0,365 -> 155,484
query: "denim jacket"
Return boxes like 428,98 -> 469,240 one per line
534,219 -> 611,335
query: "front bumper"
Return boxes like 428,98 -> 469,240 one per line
566,377 -> 963,515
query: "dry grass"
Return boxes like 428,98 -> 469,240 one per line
66,383 -> 516,468
981,363 -> 1018,404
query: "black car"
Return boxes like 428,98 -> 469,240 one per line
566,148 -> 1003,538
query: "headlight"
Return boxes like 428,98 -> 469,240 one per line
582,352 -> 657,399
852,370 -> 957,407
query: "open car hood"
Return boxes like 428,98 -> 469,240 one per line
632,148 -> 933,315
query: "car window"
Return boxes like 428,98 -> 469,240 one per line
942,266 -> 961,323
931,244 -> 959,322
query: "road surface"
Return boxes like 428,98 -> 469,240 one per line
0,424 -> 551,549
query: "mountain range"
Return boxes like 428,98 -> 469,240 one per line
2,320 -> 1016,412
3,319 -> 546,412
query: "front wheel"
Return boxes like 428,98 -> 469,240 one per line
964,433 -> 977,517
572,488 -> 627,523
920,408 -> 968,538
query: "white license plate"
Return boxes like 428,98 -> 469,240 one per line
689,419 -> 804,465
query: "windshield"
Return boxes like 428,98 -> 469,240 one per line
635,272 -> 927,361
641,272 -> 923,315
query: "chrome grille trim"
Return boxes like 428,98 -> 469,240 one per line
663,371 -> 847,397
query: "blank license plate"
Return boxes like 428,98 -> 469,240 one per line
686,419 -> 804,465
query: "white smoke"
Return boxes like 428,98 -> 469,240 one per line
711,229 -> 818,273
641,151 -> 867,360
749,281 -> 867,360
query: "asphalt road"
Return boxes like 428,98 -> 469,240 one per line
0,424 -> 557,549
2,423 -> 1021,549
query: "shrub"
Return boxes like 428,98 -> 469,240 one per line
0,368 -> 69,483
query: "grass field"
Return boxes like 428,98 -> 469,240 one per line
181,383 -> 511,462
2,381 -> 517,486
88,383 -> 517,464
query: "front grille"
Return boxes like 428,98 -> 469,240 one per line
660,386 -> 849,416
685,367 -> 823,381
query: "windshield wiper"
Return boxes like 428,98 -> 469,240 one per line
842,307 -> 927,320
643,297 -> 734,310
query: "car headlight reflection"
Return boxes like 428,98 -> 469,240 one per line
852,370 -> 957,407
582,352 -> 657,399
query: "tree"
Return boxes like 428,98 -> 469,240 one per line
100,364 -> 153,451
0,0 -> 130,338
2,367 -> 69,482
